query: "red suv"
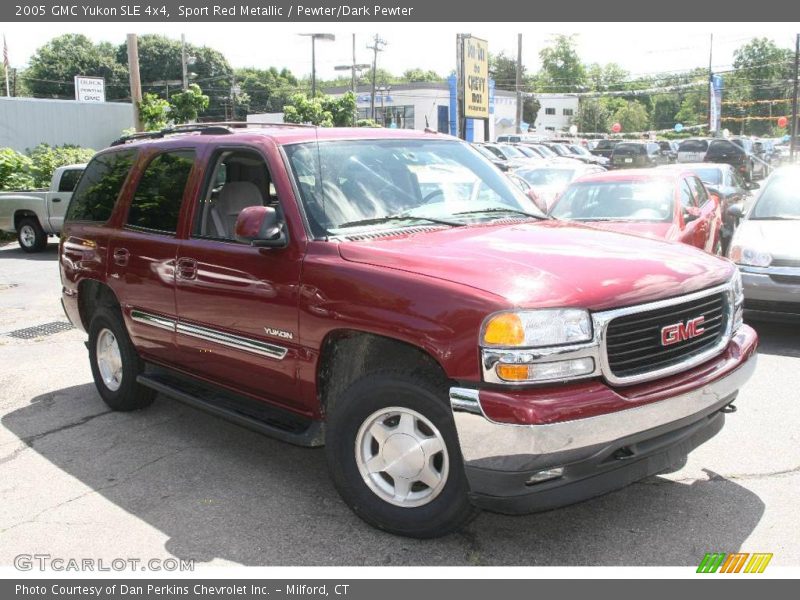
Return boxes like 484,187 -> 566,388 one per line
60,124 -> 757,538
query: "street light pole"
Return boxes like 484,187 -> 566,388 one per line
335,34 -> 371,126
791,33 -> 799,161
300,33 -> 335,97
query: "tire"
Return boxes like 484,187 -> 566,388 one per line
17,217 -> 48,253
88,306 -> 155,411
325,370 -> 478,538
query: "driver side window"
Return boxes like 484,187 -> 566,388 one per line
680,180 -> 696,208
192,150 -> 278,242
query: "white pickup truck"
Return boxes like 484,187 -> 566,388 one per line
0,164 -> 86,252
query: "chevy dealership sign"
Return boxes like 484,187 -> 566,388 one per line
74,76 -> 106,103
463,36 -> 489,119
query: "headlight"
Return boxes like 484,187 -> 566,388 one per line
731,269 -> 744,331
729,245 -> 772,267
481,308 -> 593,348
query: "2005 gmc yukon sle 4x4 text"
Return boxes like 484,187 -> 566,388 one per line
59,124 -> 757,538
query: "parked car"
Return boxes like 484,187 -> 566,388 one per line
549,169 -> 723,254
566,144 -> 610,167
472,143 -> 510,171
477,143 -> 535,169
657,140 -> 679,163
610,142 -> 668,169
730,137 -> 769,180
541,142 -> 583,162
704,138 -> 759,182
0,164 -> 86,252
590,139 -> 619,160
513,145 -> 547,162
515,163 -> 606,210
658,162 -> 759,253
677,138 -> 710,163
728,166 -> 800,321
60,124 -> 755,538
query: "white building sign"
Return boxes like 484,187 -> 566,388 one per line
74,76 -> 106,103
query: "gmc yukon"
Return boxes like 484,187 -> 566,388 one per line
59,123 -> 757,538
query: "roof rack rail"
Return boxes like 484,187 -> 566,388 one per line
109,121 -> 316,146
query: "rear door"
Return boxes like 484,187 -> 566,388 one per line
689,176 -> 721,253
47,167 -> 83,233
677,177 -> 705,249
107,149 -> 197,365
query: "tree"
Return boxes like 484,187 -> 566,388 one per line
575,98 -> 610,133
284,92 -> 357,127
235,67 -> 299,114
138,93 -> 170,131
538,35 -> 586,91
489,52 -> 520,92
23,34 -> 128,100
169,84 -> 209,123
26,144 -> 96,188
0,148 -> 34,191
586,62 -> 629,91
612,101 -> 650,133
402,68 -> 441,83
522,96 -> 541,125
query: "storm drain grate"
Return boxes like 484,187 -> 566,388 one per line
6,321 -> 74,339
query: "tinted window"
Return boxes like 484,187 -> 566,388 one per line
678,139 -> 709,152
65,150 -> 137,223
595,140 -> 618,150
707,140 -> 743,157
614,143 -> 646,156
58,169 -> 83,193
126,151 -> 195,233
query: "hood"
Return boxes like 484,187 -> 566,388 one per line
337,220 -> 733,311
734,220 -> 800,258
578,220 -> 678,242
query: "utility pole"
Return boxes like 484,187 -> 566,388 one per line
300,33 -> 335,98
126,34 -> 143,132
516,34 -> 523,134
335,34 -> 370,126
708,33 -> 714,135
181,34 -> 188,90
230,73 -> 237,121
791,33 -> 799,161
367,34 -> 387,120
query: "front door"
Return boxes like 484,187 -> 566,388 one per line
173,148 -> 305,412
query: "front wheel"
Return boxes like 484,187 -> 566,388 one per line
325,371 -> 477,538
17,218 -> 47,253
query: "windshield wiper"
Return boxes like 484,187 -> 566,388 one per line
453,207 -> 549,220
338,214 -> 464,229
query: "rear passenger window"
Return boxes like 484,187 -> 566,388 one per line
58,169 -> 83,193
65,150 -> 137,223
126,151 -> 195,234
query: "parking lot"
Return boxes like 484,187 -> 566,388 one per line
0,240 -> 798,567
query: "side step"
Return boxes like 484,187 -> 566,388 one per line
137,368 -> 324,448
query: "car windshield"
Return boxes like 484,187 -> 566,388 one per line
517,168 -> 577,187
515,146 -> 539,158
474,145 -> 500,160
550,179 -> 674,222
691,168 -> 723,185
750,175 -> 800,220
550,145 -> 570,156
570,145 -> 591,156
284,139 -> 545,237
533,145 -> 557,157
497,144 -> 525,158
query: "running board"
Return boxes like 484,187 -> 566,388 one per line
136,370 -> 324,448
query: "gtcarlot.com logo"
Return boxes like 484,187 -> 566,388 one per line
14,554 -> 194,572
697,552 -> 773,573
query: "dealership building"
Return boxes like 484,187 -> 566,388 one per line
248,79 -> 580,140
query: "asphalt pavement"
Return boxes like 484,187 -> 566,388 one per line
0,241 -> 798,567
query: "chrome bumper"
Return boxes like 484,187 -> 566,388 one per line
450,351 -> 757,473
740,266 -> 800,303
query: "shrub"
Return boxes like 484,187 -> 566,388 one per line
26,144 -> 96,188
0,148 -> 35,191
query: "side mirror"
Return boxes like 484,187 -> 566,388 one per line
526,188 -> 548,213
234,205 -> 287,248
727,204 -> 744,220
745,180 -> 760,191
684,206 -> 701,223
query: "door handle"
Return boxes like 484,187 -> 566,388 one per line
51,197 -> 61,202
113,248 -> 129,266
176,257 -> 198,280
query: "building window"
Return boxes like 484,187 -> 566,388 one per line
545,107 -> 556,115
357,105 -> 415,129
563,108 -> 574,116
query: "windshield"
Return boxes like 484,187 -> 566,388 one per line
750,175 -> 800,220
570,145 -> 591,156
549,145 -> 570,156
284,139 -> 544,237
515,146 -> 539,158
474,145 -> 500,161
550,180 -> 674,222
690,168 -> 723,185
517,168 -> 577,187
497,144 -> 525,158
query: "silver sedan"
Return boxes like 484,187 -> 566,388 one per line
728,166 -> 800,321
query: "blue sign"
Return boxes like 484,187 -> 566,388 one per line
783,134 -> 791,143
674,123 -> 684,133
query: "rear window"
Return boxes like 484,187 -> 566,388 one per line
65,150 -> 137,223
678,139 -> 709,153
706,140 -> 743,157
596,140 -> 618,150
58,169 -> 83,193
614,143 -> 646,156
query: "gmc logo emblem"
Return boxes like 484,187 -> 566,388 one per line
661,316 -> 706,346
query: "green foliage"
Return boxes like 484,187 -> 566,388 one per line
356,118 -> 381,128
168,84 -> 209,124
522,96 -> 540,125
138,93 -> 170,131
283,92 -> 357,127
402,68 -> 441,83
23,34 -> 128,100
489,52 -> 522,92
26,144 -> 95,188
0,148 -> 35,191
575,98 -> 610,133
235,67 -> 299,114
538,35 -> 586,91
612,101 -> 650,133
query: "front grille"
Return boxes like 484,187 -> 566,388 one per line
605,292 -> 728,379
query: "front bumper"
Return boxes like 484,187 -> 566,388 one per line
740,266 -> 800,322
449,328 -> 758,514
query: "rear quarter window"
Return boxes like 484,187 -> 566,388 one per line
65,150 -> 137,223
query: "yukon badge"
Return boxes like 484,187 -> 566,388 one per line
264,327 -> 294,341
661,316 -> 705,346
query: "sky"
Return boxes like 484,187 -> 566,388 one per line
3,22 -> 799,82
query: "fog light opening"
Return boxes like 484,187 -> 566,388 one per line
525,467 -> 564,486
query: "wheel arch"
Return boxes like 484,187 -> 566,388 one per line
14,209 -> 41,231
77,279 -> 122,332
